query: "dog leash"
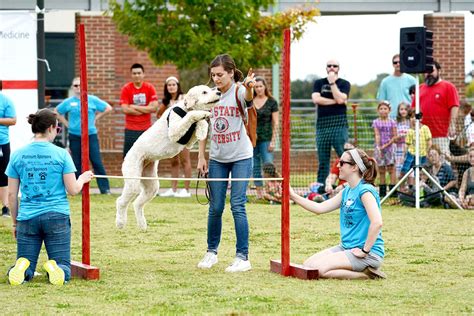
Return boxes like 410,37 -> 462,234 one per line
196,172 -> 211,205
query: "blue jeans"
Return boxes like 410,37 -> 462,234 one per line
316,115 -> 348,183
69,134 -> 110,193
253,141 -> 274,187
16,212 -> 71,282
207,158 -> 252,260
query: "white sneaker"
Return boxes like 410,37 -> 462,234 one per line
160,188 -> 176,197
225,258 -> 251,273
175,189 -> 191,198
197,252 -> 218,269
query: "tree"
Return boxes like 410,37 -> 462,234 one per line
109,0 -> 318,73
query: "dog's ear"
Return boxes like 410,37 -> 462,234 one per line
184,92 -> 197,110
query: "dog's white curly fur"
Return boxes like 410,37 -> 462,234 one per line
116,85 -> 220,230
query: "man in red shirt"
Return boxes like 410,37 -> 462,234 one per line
414,61 -> 459,160
120,63 -> 159,157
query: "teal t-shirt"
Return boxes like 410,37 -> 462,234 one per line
0,93 -> 16,145
5,142 -> 76,221
340,180 -> 385,258
377,73 -> 416,118
56,95 -> 108,136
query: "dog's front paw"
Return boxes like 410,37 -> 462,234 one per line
191,110 -> 211,121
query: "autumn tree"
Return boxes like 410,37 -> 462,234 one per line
109,0 -> 318,88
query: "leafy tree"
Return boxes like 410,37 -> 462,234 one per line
109,0 -> 318,73
467,81 -> 474,98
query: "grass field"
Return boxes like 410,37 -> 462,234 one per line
0,194 -> 472,314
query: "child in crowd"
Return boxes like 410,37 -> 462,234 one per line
372,101 -> 397,197
458,147 -> 474,209
262,162 -> 282,204
421,145 -> 457,207
400,108 -> 432,189
395,103 -> 411,178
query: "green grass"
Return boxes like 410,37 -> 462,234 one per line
0,195 -> 472,314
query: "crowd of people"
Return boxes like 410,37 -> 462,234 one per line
312,55 -> 471,209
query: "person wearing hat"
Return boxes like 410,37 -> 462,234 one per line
157,76 -> 192,198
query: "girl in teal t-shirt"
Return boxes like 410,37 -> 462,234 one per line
290,148 -> 386,280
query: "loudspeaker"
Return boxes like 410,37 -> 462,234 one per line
400,27 -> 433,73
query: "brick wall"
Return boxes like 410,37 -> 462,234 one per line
424,13 -> 465,97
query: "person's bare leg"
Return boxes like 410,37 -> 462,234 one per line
304,250 -> 367,280
180,149 -> 192,191
388,165 -> 396,185
0,186 -> 8,208
170,156 -> 179,192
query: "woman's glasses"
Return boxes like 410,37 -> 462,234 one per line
338,160 -> 355,167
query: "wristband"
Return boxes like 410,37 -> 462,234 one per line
361,247 -> 370,254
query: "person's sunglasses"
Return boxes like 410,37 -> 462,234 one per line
327,64 -> 339,68
73,84 -> 80,88
338,160 -> 355,167
56,126 -> 62,134
392,61 -> 400,65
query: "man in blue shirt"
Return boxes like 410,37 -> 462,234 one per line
377,54 -> 417,118
0,80 -> 17,216
55,77 -> 112,194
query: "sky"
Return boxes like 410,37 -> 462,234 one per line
291,11 -> 474,85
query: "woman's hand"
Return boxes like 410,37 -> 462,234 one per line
79,170 -> 94,184
197,157 -> 208,176
243,68 -> 255,89
289,185 -> 298,200
351,248 -> 367,258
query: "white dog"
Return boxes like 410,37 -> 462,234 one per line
116,85 -> 221,230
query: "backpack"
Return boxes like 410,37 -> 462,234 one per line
235,86 -> 257,147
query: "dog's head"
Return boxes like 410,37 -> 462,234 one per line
184,85 -> 221,111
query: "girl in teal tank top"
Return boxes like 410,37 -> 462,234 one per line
290,148 -> 386,280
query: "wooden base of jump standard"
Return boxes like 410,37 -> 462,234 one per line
270,260 -> 319,280
71,261 -> 100,280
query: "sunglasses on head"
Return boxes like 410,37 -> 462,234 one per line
338,160 -> 355,167
327,64 -> 339,68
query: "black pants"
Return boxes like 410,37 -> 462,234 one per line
0,143 -> 11,187
123,129 -> 145,158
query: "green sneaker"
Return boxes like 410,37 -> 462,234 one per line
43,260 -> 65,285
8,257 -> 30,285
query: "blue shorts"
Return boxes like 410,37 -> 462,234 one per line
401,152 -> 427,174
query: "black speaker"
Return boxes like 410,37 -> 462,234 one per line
400,27 -> 433,73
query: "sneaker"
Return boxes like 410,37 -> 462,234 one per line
8,257 -> 30,285
160,188 -> 176,197
225,258 -> 252,273
197,252 -> 218,269
2,206 -> 10,217
364,267 -> 387,279
174,189 -> 191,198
43,260 -> 65,285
